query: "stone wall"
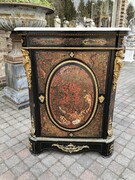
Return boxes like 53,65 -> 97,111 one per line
0,30 -> 11,86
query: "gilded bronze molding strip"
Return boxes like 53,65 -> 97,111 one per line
23,33 -> 127,37
30,136 -> 115,143
113,50 -> 123,91
22,47 -> 124,50
52,143 -> 89,153
108,118 -> 113,137
30,116 -> 35,137
22,49 -> 32,89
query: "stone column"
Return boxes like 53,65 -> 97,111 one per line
111,0 -> 118,27
3,32 -> 29,109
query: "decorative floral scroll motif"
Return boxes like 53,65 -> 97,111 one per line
109,144 -> 114,154
113,50 -> 123,91
22,49 -> 32,89
52,143 -> 89,153
82,38 -> 107,46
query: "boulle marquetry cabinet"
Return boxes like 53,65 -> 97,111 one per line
16,28 -> 129,156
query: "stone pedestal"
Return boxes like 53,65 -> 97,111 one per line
0,2 -> 54,109
124,34 -> 135,62
0,53 -> 6,86
4,33 -> 29,109
0,30 -> 11,86
3,62 -> 29,109
124,49 -> 135,62
124,18 -> 135,62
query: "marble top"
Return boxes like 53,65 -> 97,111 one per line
15,27 -> 130,32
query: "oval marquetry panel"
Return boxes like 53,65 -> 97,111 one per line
46,60 -> 98,131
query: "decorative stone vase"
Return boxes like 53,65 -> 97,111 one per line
0,1 -> 54,108
0,1 -> 54,30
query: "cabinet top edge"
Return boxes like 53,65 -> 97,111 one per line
14,27 -> 130,32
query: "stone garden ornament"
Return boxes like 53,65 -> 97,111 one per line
0,0 -> 54,108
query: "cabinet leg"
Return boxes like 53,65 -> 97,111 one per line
100,141 -> 114,157
29,138 -> 41,155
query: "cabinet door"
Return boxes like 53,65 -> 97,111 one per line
34,50 -> 111,138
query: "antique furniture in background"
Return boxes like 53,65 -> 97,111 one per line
16,27 -> 128,156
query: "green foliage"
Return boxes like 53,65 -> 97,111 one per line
64,0 -> 76,21
46,0 -> 114,27
48,0 -> 65,18
78,0 -> 87,17
127,3 -> 135,23
85,0 -> 92,18
77,0 -> 113,18
94,0 -> 102,16
47,0 -> 76,26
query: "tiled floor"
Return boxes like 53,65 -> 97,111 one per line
0,62 -> 135,180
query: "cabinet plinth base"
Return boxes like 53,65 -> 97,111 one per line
29,136 -> 114,157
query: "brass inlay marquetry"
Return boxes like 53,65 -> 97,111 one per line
52,143 -> 89,153
99,95 -> 105,104
22,49 -> 32,89
83,38 -> 107,46
113,50 -> 123,91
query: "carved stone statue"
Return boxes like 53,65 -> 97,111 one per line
54,15 -> 61,27
63,18 -> 69,27
84,18 -> 96,27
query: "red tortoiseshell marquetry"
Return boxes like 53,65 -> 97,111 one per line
35,50 -> 110,137
49,63 -> 95,130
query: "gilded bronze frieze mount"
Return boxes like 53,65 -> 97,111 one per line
52,143 -> 89,153
22,49 -> 32,89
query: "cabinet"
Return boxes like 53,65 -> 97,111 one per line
18,28 -> 128,156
